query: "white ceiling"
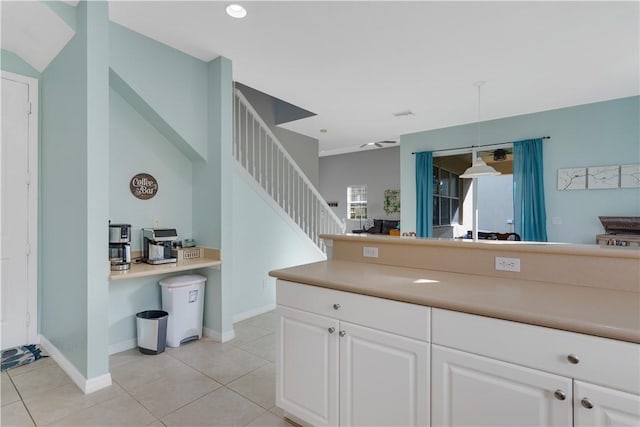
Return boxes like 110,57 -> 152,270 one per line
3,2 -> 638,156
109,1 -> 639,156
1,1 -> 74,72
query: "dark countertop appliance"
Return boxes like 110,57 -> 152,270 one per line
142,228 -> 178,265
109,223 -> 131,271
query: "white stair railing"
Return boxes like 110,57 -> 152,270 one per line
234,89 -> 345,253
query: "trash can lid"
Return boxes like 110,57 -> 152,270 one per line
159,274 -> 207,288
136,310 -> 168,319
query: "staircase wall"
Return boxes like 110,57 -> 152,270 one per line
231,163 -> 326,321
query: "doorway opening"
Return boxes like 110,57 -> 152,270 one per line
432,145 -> 513,239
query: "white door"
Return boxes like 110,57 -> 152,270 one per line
1,72 -> 38,350
339,321 -> 429,427
432,345 -> 573,427
574,380 -> 640,426
276,305 -> 339,426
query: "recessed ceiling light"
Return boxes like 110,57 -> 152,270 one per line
320,129 -> 327,133
226,4 -> 247,18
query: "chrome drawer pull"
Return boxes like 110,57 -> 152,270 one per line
553,390 -> 566,401
328,327 -> 335,334
339,330 -> 346,337
567,354 -> 580,364
581,398 -> 593,409
333,303 -> 341,310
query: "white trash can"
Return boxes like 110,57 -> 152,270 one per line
159,274 -> 206,347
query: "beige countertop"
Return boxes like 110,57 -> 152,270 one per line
110,248 -> 221,281
269,259 -> 640,344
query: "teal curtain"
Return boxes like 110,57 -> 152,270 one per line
513,139 -> 548,241
416,151 -> 433,238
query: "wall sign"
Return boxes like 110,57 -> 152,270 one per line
130,173 -> 158,200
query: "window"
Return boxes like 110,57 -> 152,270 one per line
347,185 -> 367,220
433,166 -> 459,226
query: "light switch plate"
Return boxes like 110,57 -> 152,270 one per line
363,247 -> 379,258
495,257 -> 520,272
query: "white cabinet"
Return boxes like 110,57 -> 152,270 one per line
275,280 -> 639,427
276,280 -> 430,427
432,345 -> 572,426
574,381 -> 640,427
277,306 -> 339,426
432,308 -> 640,427
340,321 -> 429,427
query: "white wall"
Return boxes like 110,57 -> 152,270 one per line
319,147 -> 400,232
477,175 -> 514,233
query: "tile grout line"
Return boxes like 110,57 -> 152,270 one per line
6,370 -> 38,427
111,373 -> 166,425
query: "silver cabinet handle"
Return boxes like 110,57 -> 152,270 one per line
581,398 -> 593,409
553,390 -> 566,401
339,330 -> 346,337
333,303 -> 341,310
328,327 -> 335,334
567,354 -> 580,364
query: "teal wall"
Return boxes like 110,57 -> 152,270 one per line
401,96 -> 640,244
192,57 -> 234,337
107,26 -> 232,347
1,49 -> 41,78
83,2 -> 110,378
40,1 -> 110,379
109,88 -> 193,248
110,23 -> 208,160
107,87 -> 194,350
231,166 -> 325,317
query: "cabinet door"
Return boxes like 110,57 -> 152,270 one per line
276,305 -> 339,426
574,380 -> 640,426
339,321 -> 429,427
432,345 -> 572,427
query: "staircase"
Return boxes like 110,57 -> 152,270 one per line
233,89 -> 345,253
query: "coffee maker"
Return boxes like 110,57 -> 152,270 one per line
109,223 -> 132,271
142,228 -> 178,265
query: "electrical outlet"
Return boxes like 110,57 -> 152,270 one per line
495,257 -> 521,272
363,247 -> 379,258
153,217 -> 160,228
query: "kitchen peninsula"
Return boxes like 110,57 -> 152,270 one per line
270,235 -> 640,426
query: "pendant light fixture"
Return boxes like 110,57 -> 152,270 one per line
460,81 -> 501,179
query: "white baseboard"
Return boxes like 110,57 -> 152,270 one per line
39,335 -> 112,394
233,303 -> 276,324
108,338 -> 137,355
203,327 -> 235,343
85,373 -> 113,394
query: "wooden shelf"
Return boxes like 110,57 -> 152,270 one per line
110,248 -> 221,281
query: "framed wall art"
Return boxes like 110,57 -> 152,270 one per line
587,166 -> 619,189
557,168 -> 586,190
620,164 -> 640,188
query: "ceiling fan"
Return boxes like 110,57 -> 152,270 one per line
359,140 -> 398,148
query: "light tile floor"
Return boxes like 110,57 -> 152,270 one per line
1,311 -> 292,427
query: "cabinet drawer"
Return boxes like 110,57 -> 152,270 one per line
432,308 -> 640,394
277,280 -> 430,342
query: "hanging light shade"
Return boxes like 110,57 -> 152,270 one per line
460,156 -> 501,178
460,81 -> 501,179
